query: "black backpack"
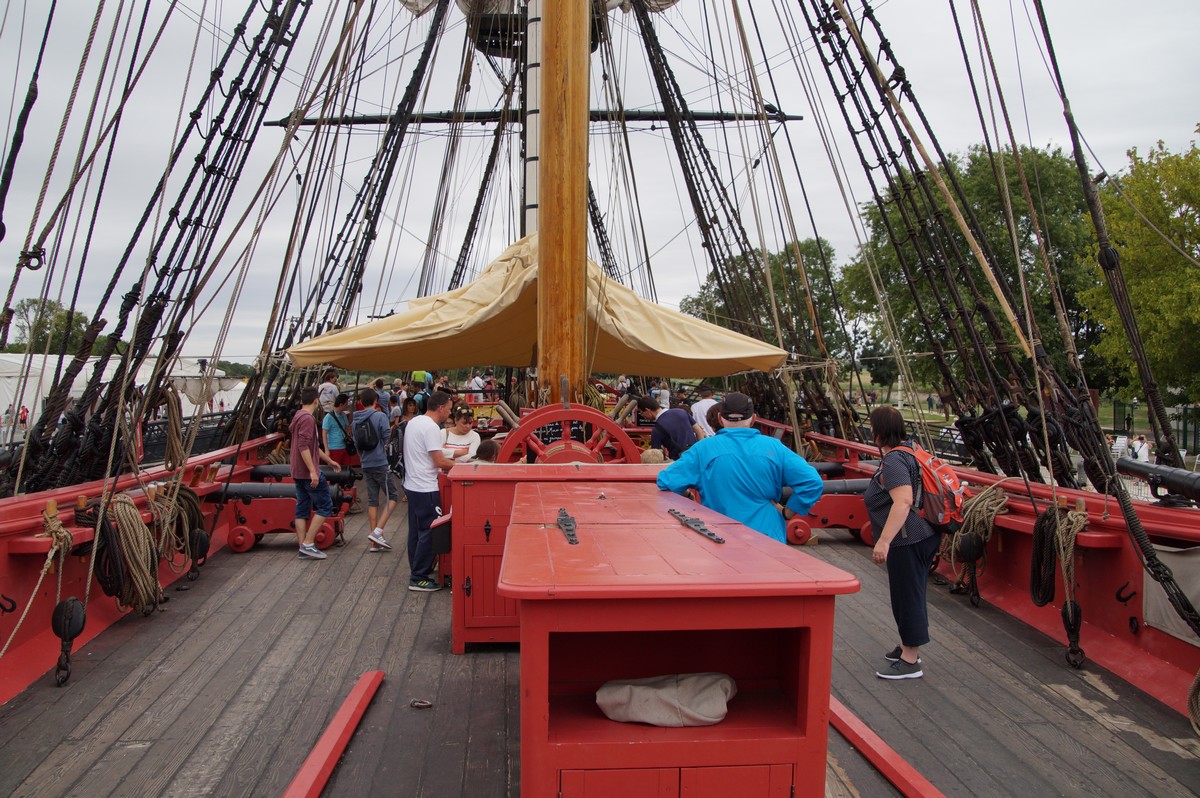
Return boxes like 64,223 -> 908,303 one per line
354,410 -> 382,453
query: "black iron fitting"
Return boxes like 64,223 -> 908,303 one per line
556,508 -> 579,545
667,508 -> 725,544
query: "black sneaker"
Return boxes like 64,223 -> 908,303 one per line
876,658 -> 923,680
408,578 -> 441,593
884,646 -> 921,664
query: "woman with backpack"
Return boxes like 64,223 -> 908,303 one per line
865,406 -> 941,681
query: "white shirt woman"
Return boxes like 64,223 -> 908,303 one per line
442,407 -> 481,463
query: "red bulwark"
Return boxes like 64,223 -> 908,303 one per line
497,482 -> 860,798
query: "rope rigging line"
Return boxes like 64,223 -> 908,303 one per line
8,0 -> 317,495
630,0 -> 813,425
0,0 -> 57,250
1028,0 -> 1200,729
796,0 -> 1085,492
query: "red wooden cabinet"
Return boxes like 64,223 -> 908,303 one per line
497,482 -> 859,798
446,464 -> 663,654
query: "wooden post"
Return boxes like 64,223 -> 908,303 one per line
537,0 -> 588,404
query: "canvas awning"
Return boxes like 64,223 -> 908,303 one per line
287,234 -> 787,377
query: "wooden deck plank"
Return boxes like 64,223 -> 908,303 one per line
461,649 -> 518,797
814,536 -> 1200,797
4,509 -> 1197,798
9,553 -> 296,797
0,551 -> 260,797
214,532 -> 400,797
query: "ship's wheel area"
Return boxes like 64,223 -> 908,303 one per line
496,403 -> 640,464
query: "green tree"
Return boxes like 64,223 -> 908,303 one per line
6,298 -> 89,353
678,237 -> 848,361
216,360 -> 256,378
1080,139 -> 1200,400
836,144 -> 1098,394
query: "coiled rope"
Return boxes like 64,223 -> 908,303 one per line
1030,504 -> 1088,667
161,382 -> 186,471
97,494 -> 163,615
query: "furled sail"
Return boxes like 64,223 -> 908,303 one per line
287,234 -> 786,376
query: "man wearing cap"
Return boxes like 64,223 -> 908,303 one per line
657,392 -> 824,543
690,385 -> 719,437
637,396 -> 700,461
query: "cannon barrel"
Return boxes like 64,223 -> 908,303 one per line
204,483 -> 352,505
1116,456 -> 1200,502
820,478 -> 871,495
248,464 -> 356,486
811,461 -> 846,477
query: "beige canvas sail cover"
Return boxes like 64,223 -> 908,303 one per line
287,235 -> 786,376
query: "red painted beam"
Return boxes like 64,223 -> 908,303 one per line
829,696 -> 946,798
283,670 -> 385,798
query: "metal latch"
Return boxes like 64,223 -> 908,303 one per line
667,508 -> 725,544
556,508 -> 579,545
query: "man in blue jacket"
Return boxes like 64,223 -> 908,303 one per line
354,388 -> 396,552
656,392 -> 824,543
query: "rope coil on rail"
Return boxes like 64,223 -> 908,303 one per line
944,483 -> 1007,605
1030,505 -> 1088,667
78,495 -> 164,615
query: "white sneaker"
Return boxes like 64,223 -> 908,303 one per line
298,544 -> 327,560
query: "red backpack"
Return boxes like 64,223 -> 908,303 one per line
886,444 -> 969,532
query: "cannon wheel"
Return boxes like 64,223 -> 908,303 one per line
313,522 -> 337,550
228,525 -> 256,553
496,403 -> 640,465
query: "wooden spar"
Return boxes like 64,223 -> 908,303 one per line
536,0 -> 588,404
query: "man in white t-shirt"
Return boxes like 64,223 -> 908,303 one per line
1132,434 -> 1152,463
690,384 -> 718,437
402,391 -> 455,592
466,371 -> 485,402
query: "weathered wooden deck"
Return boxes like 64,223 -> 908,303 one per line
0,507 -> 1196,797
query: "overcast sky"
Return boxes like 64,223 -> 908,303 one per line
0,0 -> 1194,366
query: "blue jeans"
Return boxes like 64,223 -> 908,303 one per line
294,472 -> 333,519
405,489 -> 440,582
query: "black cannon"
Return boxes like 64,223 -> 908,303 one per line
204,482 -> 353,506
812,461 -> 846,477
248,464 -> 356,487
1116,456 -> 1200,505
820,478 -> 871,495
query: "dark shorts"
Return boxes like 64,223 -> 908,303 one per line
294,473 -> 333,519
363,466 -> 398,507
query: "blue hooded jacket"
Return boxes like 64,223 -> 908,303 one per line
656,427 -> 824,542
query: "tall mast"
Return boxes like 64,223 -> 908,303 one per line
536,0 -> 588,403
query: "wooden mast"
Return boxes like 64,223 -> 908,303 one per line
536,0 -> 588,404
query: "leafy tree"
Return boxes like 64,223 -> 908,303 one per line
1079,139 -> 1200,400
3,298 -> 126,356
215,360 -> 256,378
836,144 -> 1098,396
7,298 -> 90,353
678,237 -> 849,362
